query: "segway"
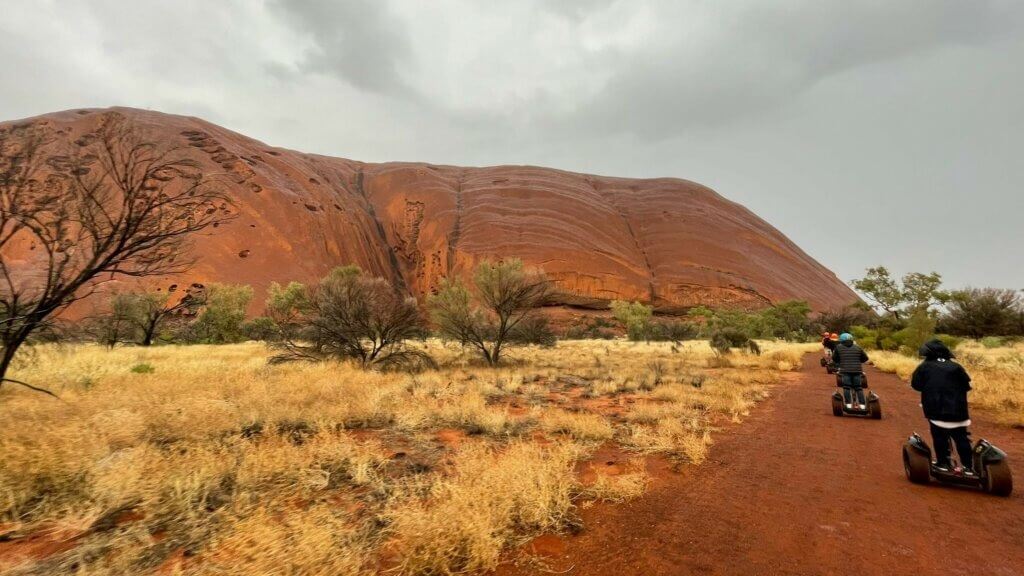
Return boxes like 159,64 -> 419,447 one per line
830,372 -> 881,418
819,356 -> 837,374
902,433 -> 1013,496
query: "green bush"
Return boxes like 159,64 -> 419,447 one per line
563,317 -> 617,340
980,336 -> 1005,349
178,284 -> 254,344
935,334 -> 964,351
130,363 -> 155,374
709,328 -> 751,355
507,315 -> 557,347
890,309 -> 936,355
939,288 -> 1020,338
611,300 -> 654,341
241,316 -> 278,341
650,320 -> 699,342
689,300 -> 813,342
272,266 -> 432,370
429,259 -> 552,366
849,325 -> 877,349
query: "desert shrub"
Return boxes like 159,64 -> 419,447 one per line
83,289 -> 206,347
850,324 -> 894,351
241,316 -> 278,341
179,284 -> 253,344
939,288 -> 1021,337
891,309 -> 937,355
611,300 -> 654,341
690,301 -> 812,342
980,336 -> 1005,349
130,362 -> 155,374
107,287 -> 208,347
851,315 -> 954,356
710,328 -> 751,354
817,303 -> 877,333
430,259 -> 552,365
267,266 -> 432,370
81,293 -> 139,348
563,316 -> 617,340
759,300 -> 813,341
935,334 -> 964,350
650,320 -> 699,342
507,314 -> 556,347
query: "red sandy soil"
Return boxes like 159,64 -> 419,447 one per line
1,108 -> 859,317
500,356 -> 1024,576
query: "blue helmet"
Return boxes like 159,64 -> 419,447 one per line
839,333 -> 853,342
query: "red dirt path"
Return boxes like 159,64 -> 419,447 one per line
500,355 -> 1024,576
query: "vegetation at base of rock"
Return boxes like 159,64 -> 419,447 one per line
265,266 -> 433,370
429,259 -> 553,366
176,284 -> 253,344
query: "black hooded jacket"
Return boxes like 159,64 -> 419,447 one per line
910,340 -> 971,422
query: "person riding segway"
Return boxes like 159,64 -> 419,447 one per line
821,333 -> 839,372
902,339 -> 1012,495
819,332 -> 835,366
819,332 -> 833,368
833,333 -> 868,410
913,339 -> 973,473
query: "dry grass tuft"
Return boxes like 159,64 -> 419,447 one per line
579,457 -> 651,503
384,442 -> 580,575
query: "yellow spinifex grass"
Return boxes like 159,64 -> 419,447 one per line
1,339 -> 807,575
869,340 -> 1024,427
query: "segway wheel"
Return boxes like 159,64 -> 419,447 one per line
827,391 -> 843,414
868,398 -> 882,420
903,444 -> 930,484
984,460 -> 1013,497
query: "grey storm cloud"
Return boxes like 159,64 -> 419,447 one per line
1,0 -> 1023,291
268,0 -> 413,93
554,0 -> 1023,138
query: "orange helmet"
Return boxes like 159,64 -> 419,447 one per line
829,333 -> 839,340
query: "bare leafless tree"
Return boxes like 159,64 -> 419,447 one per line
0,115 -> 232,394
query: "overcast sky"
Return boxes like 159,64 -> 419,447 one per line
3,0 -> 1023,291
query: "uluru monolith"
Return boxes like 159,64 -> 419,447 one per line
1,107 -> 858,314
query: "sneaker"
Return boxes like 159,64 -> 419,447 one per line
859,404 -> 867,410
933,463 -> 951,473
845,404 -> 853,410
963,468 -> 977,477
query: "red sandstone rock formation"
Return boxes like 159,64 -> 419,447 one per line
1,107 -> 858,314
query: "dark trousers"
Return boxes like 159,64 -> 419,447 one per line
840,372 -> 866,405
929,423 -> 973,470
